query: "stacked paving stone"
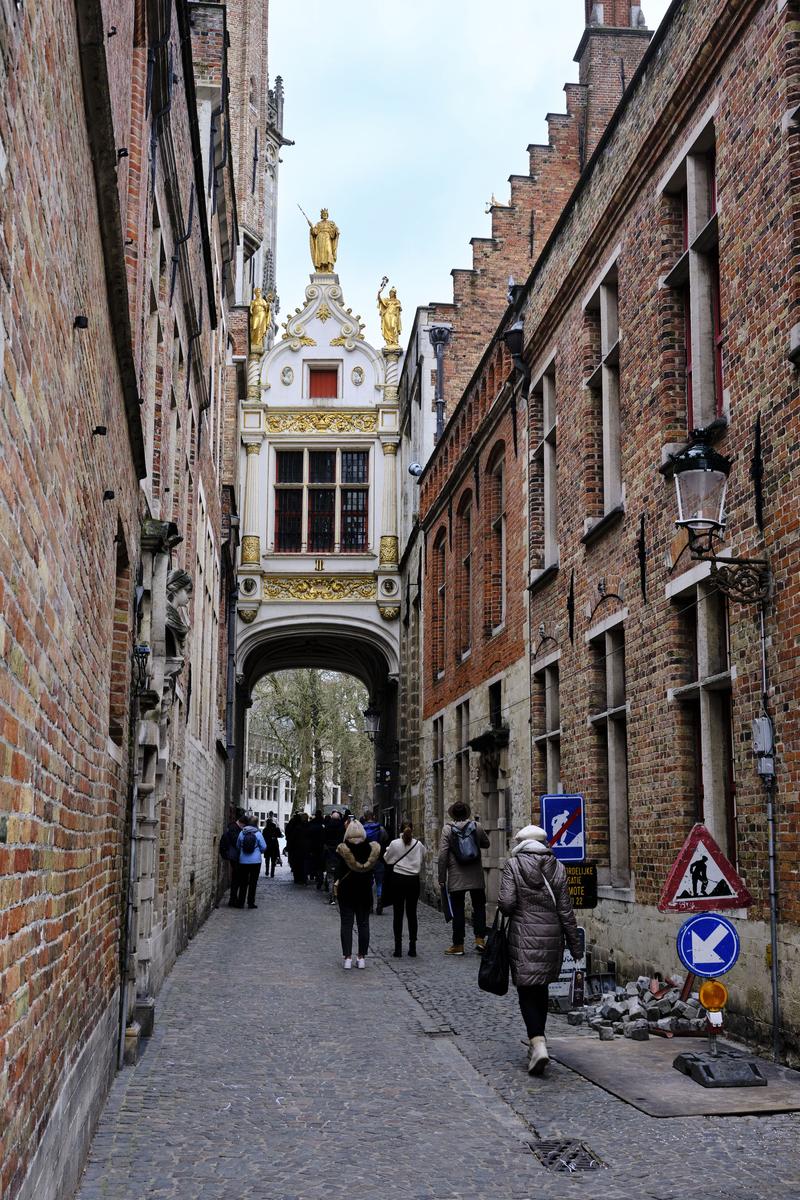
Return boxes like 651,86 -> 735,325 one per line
567,977 -> 708,1041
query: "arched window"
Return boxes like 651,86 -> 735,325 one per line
456,492 -> 473,657
432,529 -> 447,679
485,446 -> 506,633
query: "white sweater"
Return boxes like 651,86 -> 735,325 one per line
383,837 -> 426,876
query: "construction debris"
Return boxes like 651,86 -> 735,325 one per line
577,975 -> 708,1040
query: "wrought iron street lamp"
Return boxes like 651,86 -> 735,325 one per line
667,429 -> 770,602
362,704 -> 381,742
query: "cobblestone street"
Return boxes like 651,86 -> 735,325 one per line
75,871 -> 800,1200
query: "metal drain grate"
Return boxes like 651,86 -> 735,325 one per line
530,1139 -> 605,1172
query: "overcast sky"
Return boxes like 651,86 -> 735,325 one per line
269,1 -> 673,345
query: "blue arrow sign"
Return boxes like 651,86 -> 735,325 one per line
676,912 -> 740,978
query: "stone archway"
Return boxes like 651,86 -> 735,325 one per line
233,619 -> 399,827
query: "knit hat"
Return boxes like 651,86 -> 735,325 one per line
344,819 -> 367,844
514,824 -> 548,843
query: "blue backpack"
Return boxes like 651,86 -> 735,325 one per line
450,820 -> 480,865
362,820 -> 385,847
240,828 -> 257,855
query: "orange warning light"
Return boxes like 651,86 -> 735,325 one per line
699,979 -> 729,1011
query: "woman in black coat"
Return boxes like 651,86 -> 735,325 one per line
334,819 -> 380,969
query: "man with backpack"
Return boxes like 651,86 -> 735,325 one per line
361,809 -> 390,913
437,801 -> 490,956
233,814 -> 267,909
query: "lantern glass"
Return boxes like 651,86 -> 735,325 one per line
362,705 -> 381,740
674,466 -> 728,532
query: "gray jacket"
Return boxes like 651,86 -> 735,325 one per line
437,819 -> 490,893
497,845 -> 581,987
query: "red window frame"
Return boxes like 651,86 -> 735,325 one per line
308,367 -> 338,399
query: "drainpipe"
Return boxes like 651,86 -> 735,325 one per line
758,599 -> 781,1062
428,325 -> 451,441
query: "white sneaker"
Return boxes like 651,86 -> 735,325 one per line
356,957 -> 366,969
343,957 -> 352,970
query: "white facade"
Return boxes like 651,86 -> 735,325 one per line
235,268 -> 402,772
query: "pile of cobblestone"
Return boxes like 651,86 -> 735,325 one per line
567,976 -> 708,1041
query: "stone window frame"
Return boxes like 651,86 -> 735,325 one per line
432,714 -> 445,827
666,560 -> 738,863
432,528 -> 447,681
532,650 -> 561,795
484,444 -> 507,636
586,607 -> 631,891
529,353 -> 559,586
583,251 -> 623,533
272,445 -> 372,555
659,106 -> 727,431
455,491 -> 473,660
455,699 -> 471,806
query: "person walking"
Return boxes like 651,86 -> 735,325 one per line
383,821 -> 426,957
323,810 -> 344,901
262,816 -> 282,878
334,819 -> 380,969
498,824 -> 582,1075
437,801 -> 490,956
308,810 -> 326,889
284,812 -> 307,885
219,809 -> 245,906
233,815 -> 267,909
361,809 -> 389,912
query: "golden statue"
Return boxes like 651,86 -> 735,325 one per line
377,279 -> 402,348
302,206 -> 339,273
249,287 -> 271,349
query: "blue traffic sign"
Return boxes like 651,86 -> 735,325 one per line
676,912 -> 740,978
541,795 -> 585,862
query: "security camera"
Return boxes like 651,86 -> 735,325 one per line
408,462 -> 423,477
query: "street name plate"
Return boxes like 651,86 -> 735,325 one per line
566,863 -> 597,909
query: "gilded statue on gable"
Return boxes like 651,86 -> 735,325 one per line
377,277 -> 402,348
249,287 -> 271,349
302,206 -> 339,273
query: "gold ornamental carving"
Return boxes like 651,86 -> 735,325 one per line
317,302 -> 332,322
263,576 -> 377,602
280,326 -> 317,347
266,411 -> 378,435
245,441 -> 261,456
379,606 -> 400,621
238,608 -> 258,624
241,535 -> 261,564
382,442 -> 398,456
379,536 -> 399,566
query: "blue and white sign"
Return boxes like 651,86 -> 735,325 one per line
540,794 -> 585,862
676,912 -> 740,978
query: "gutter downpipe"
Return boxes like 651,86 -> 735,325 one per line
759,599 -> 781,1062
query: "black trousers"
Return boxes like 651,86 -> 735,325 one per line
264,848 -> 279,876
339,903 -> 370,957
392,875 -> 420,948
227,861 -> 242,904
517,984 -> 549,1038
449,887 -> 487,945
233,863 -> 260,907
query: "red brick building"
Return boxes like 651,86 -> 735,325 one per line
407,0 -> 800,1059
0,1 -> 279,1196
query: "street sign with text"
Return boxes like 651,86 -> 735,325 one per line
565,862 -> 597,909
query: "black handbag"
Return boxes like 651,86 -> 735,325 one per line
478,909 -> 510,996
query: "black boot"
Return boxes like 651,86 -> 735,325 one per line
408,944 -> 417,957
393,945 -> 402,958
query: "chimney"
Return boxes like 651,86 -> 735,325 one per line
576,3 -> 651,160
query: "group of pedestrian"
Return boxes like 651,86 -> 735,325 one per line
221,793 -> 581,1077
219,809 -> 267,909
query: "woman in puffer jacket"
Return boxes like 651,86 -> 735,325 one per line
334,819 -> 381,969
498,824 -> 582,1076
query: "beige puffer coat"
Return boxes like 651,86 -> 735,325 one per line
437,819 -> 490,893
497,844 -> 581,987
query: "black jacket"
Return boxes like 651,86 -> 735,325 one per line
263,820 -> 281,850
324,815 -> 345,850
334,840 -> 381,909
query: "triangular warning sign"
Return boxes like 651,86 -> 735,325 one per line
658,824 -> 752,913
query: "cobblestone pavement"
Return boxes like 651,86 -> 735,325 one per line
75,868 -> 800,1200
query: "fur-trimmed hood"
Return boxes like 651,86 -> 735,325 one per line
336,841 -> 381,872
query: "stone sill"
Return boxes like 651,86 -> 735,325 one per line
527,563 -> 559,596
581,504 -> 625,547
